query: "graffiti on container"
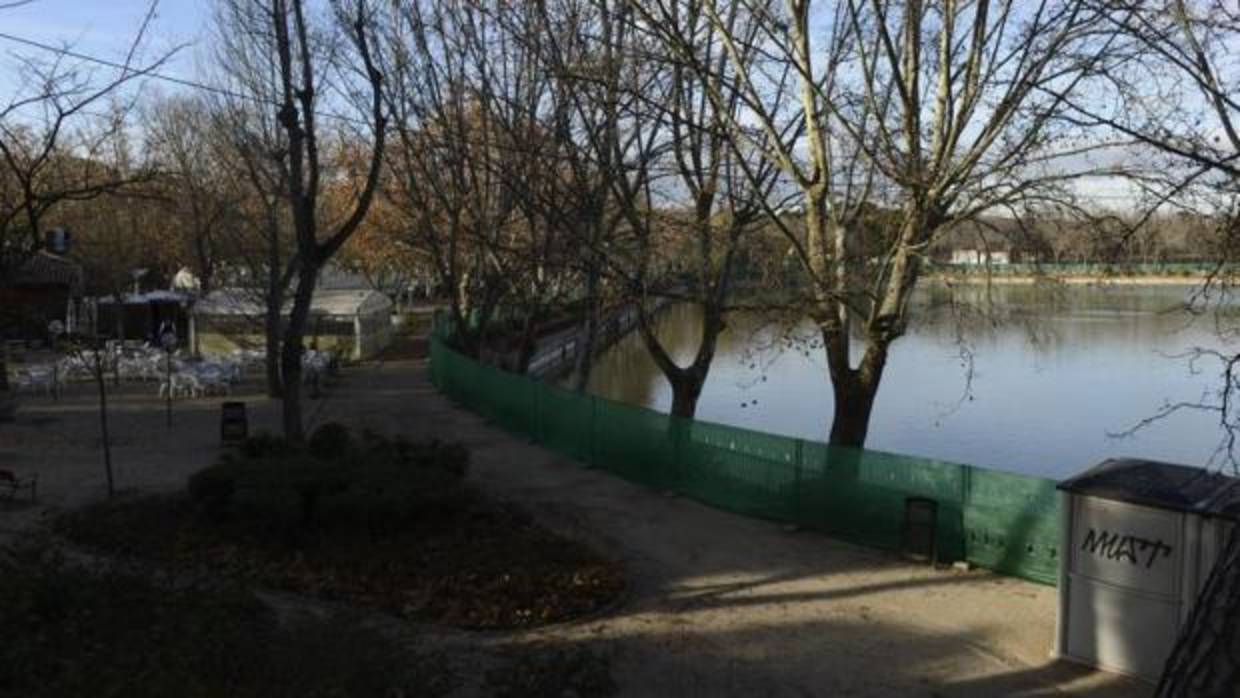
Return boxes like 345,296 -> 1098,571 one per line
1081,528 -> 1173,569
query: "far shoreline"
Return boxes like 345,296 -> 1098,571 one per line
925,273 -> 1211,286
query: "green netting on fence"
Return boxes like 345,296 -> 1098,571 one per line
430,336 -> 1062,585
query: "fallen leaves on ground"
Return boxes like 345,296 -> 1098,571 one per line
57,491 -> 625,630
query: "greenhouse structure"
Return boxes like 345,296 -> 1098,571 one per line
190,288 -> 393,360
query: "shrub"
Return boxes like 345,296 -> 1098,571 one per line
308,422 -> 352,461
355,432 -> 469,477
189,430 -> 473,531
188,464 -> 238,518
282,458 -> 354,525
240,432 -> 297,459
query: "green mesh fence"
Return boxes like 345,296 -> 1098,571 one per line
430,335 -> 1062,585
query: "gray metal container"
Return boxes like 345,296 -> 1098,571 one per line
1056,459 -> 1240,681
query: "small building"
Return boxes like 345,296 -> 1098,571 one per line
0,251 -> 85,340
190,288 -> 394,360
950,248 -> 1011,266
92,290 -> 191,343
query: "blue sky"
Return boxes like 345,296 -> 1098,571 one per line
0,0 -> 1165,210
0,0 -> 208,95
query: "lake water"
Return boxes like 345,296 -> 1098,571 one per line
586,284 -> 1235,479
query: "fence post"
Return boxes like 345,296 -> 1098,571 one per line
671,417 -> 686,492
588,395 -> 598,467
961,464 -> 973,566
794,438 -> 804,525
535,382 -> 544,444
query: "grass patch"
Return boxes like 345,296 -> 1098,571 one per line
59,491 -> 624,628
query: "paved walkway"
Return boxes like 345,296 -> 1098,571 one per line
1,358 -> 1147,697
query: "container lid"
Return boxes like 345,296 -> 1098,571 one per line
1058,458 -> 1240,519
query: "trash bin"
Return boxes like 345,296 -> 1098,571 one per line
902,496 -> 938,563
220,401 -> 248,445
1055,458 -> 1240,681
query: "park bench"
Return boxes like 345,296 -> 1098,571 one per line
0,469 -> 37,503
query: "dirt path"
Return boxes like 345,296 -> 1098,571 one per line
1,359 -> 1147,696
314,359 -> 1146,698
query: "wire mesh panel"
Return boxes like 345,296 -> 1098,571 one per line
538,383 -> 595,462
680,419 -> 801,521
478,361 -> 540,435
593,397 -> 679,490
964,467 -> 1061,584
797,442 -> 966,560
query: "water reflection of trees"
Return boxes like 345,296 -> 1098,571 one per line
589,287 -> 1211,411
910,284 -> 1201,353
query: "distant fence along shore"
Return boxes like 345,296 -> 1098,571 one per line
927,261 -> 1219,284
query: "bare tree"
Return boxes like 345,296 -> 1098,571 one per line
639,0 -> 1124,446
210,0 -> 387,424
146,93 -> 242,297
588,1 -> 783,418
266,0 -> 387,442
481,1 -> 602,374
211,0 -> 301,396
376,0 -> 596,374
521,0 -> 655,391
378,0 -> 524,360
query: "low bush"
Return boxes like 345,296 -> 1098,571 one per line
308,422 -> 352,460
356,429 -> 468,474
240,431 -> 297,459
63,429 -> 624,629
58,425 -> 624,629
189,425 -> 470,530
187,463 -> 238,519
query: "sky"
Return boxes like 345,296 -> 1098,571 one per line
0,0 -> 208,97
0,0 -> 1196,213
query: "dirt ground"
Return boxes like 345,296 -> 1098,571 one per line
0,358 -> 1148,697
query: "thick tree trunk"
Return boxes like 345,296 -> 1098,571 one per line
280,268 -> 318,444
669,372 -> 707,419
515,314 -> 539,374
828,375 -> 880,448
451,309 -> 481,359
1156,523 -> 1240,697
93,349 -> 114,498
572,266 -> 601,392
264,294 -> 284,398
639,304 -> 723,421
0,352 -> 13,425
826,338 -> 889,449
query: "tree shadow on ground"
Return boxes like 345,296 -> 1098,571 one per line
512,612 -> 1145,697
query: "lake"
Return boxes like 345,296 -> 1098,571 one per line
586,283 -> 1234,479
